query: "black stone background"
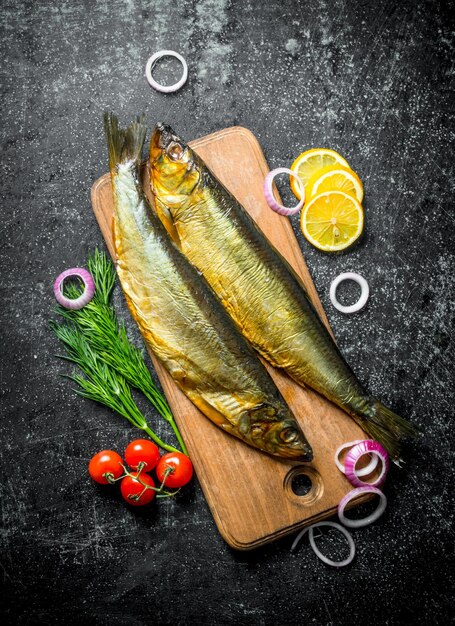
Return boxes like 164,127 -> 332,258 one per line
1,0 -> 454,624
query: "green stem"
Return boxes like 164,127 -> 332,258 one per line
168,422 -> 188,456
143,389 -> 188,455
142,425 -> 181,454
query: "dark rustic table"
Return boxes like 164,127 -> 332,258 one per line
1,1 -> 454,624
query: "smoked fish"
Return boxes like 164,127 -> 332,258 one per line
150,123 -> 419,460
104,114 -> 313,460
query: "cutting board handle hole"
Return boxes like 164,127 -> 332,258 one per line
284,467 -> 323,504
291,473 -> 312,496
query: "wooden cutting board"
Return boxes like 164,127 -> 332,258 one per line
91,126 -> 370,550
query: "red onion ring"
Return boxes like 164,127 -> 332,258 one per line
338,486 -> 387,528
334,439 -> 379,477
53,268 -> 95,310
291,521 -> 355,567
344,440 -> 389,488
263,168 -> 305,216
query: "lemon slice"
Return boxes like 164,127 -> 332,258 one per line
290,148 -> 350,199
301,191 -> 364,252
307,165 -> 364,202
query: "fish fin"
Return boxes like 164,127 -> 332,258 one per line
103,112 -> 146,170
355,401 -> 421,461
122,114 -> 146,163
153,197 -> 182,245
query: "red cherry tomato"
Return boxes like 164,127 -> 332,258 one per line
88,450 -> 124,484
156,452 -> 193,488
124,439 -> 161,472
120,472 -> 156,506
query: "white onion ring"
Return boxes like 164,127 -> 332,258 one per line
291,521 -> 355,567
53,268 -> 95,310
329,272 -> 369,314
338,486 -> 387,528
344,440 -> 389,488
145,50 -> 188,93
334,439 -> 379,477
263,168 -> 305,216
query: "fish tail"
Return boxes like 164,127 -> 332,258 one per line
103,112 -> 146,170
353,400 -> 421,461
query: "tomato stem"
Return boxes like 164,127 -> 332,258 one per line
122,464 -> 178,498
135,461 -> 146,478
128,484 -> 149,502
102,462 -> 127,484
103,471 -> 116,484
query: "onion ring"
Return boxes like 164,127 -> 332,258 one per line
334,439 -> 379,477
344,440 -> 389,488
329,272 -> 369,314
338,486 -> 387,528
145,50 -> 188,94
291,521 -> 355,567
263,168 -> 305,216
53,268 -> 95,310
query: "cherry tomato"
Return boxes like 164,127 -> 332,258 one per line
88,450 -> 124,484
120,472 -> 156,506
124,439 -> 161,472
156,452 -> 193,488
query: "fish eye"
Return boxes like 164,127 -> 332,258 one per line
280,428 -> 298,443
167,141 -> 184,161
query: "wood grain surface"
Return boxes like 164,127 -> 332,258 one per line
91,126 -> 369,550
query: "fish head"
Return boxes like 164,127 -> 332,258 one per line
150,123 -> 201,207
240,406 -> 313,461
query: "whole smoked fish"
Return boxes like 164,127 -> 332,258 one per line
104,113 -> 313,460
150,123 -> 419,459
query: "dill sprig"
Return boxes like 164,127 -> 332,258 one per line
51,248 -> 187,455
51,322 -> 179,452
